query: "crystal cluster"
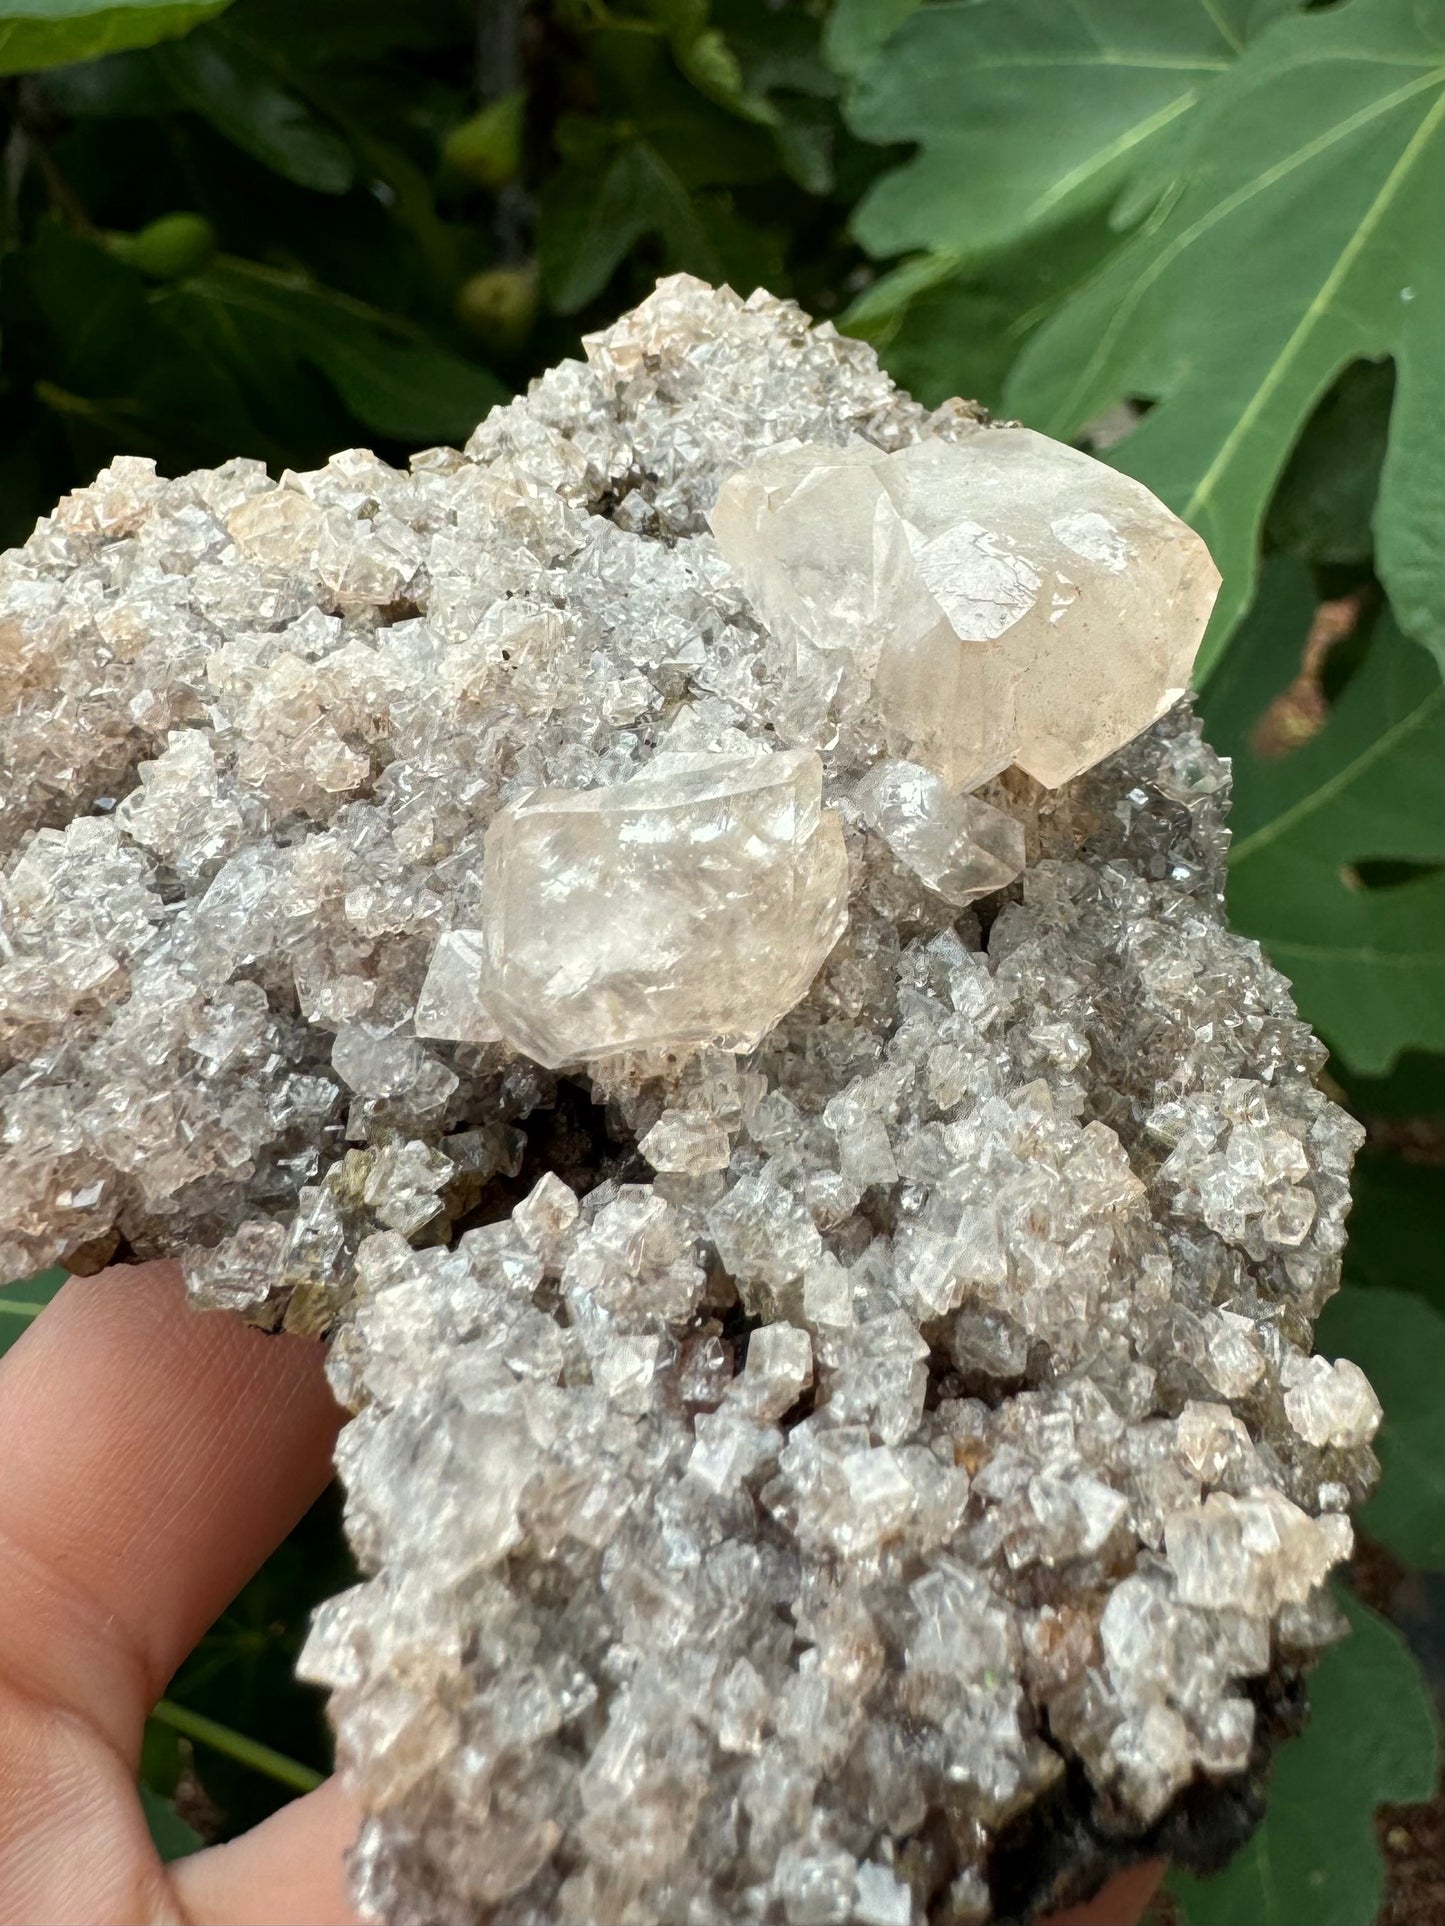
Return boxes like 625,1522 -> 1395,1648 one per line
0,277 -> 1377,1924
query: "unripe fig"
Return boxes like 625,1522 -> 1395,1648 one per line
109,212 -> 217,279
455,263 -> 538,350
443,92 -> 524,190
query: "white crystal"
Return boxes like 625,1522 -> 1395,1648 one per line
1165,1489 -> 1352,1613
1282,1352 -> 1383,1449
1108,1702 -> 1193,1824
411,931 -> 502,1045
855,759 -> 1025,905
638,1108 -> 733,1174
735,1322 -> 813,1420
853,1862 -> 913,1926
415,748 -> 848,1067
711,430 -> 1219,789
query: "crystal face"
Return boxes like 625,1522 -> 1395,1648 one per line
0,275 -> 1379,1926
414,747 -> 849,1067
854,760 -> 1024,907
710,431 -> 1220,788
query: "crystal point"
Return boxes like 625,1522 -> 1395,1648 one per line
856,758 -> 1025,905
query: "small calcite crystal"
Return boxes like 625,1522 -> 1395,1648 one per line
0,276 -> 1379,1926
854,759 -> 1024,906
414,747 -> 848,1067
710,430 -> 1220,788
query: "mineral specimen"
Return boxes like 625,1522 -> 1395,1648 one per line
0,275 -> 1376,1926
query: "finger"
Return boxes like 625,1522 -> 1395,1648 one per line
0,1689 -> 174,1926
0,1261 -> 342,1758
170,1777 -> 361,1926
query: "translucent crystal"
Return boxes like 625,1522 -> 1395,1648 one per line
411,931 -> 501,1045
711,431 -> 1220,788
855,759 -> 1025,905
1165,1490 -> 1353,1613
1282,1352 -> 1383,1449
638,1108 -> 733,1174
415,748 -> 848,1067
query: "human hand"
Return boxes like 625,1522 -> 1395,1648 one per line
0,1261 -> 356,1924
0,1263 -> 1162,1926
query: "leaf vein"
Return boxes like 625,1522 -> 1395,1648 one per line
1230,686 -> 1444,862
1186,89 -> 1445,518
1044,65 -> 1442,431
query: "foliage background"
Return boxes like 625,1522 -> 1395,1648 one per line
1,0 -> 1441,1918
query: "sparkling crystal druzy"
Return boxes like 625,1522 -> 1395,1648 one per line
0,277 -> 1378,1926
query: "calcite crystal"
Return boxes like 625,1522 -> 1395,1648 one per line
414,746 -> 849,1066
0,277 -> 1377,1925
710,432 -> 1219,788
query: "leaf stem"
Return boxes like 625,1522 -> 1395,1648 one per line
149,1700 -> 325,1795
0,1299 -> 45,1319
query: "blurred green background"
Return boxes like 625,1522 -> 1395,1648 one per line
1,1 -> 1440,1919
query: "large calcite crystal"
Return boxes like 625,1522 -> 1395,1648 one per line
711,432 -> 1220,788
414,746 -> 849,1066
0,277 -> 1380,1925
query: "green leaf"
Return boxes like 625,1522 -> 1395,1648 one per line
841,248 -> 966,338
33,40 -> 177,111
1265,359 -> 1395,567
842,0 -> 1297,262
318,331 -> 505,445
720,0 -> 839,105
1171,1590 -> 1440,1925
1341,1151 -> 1445,1309
215,0 -> 467,64
540,140 -> 721,313
0,1268 -> 66,1361
1316,1286 -> 1445,1569
12,219 -> 149,392
1194,564 -> 1443,1076
156,28 -> 354,192
155,259 -> 505,446
1329,1049 -> 1445,1124
1374,232 -> 1443,652
824,0 -> 923,82
138,1783 -> 204,1863
1006,0 -> 1445,669
843,211 -> 1127,414
535,11 -> 797,322
1223,615 -> 1444,1073
638,0 -> 775,123
0,0 -> 231,76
